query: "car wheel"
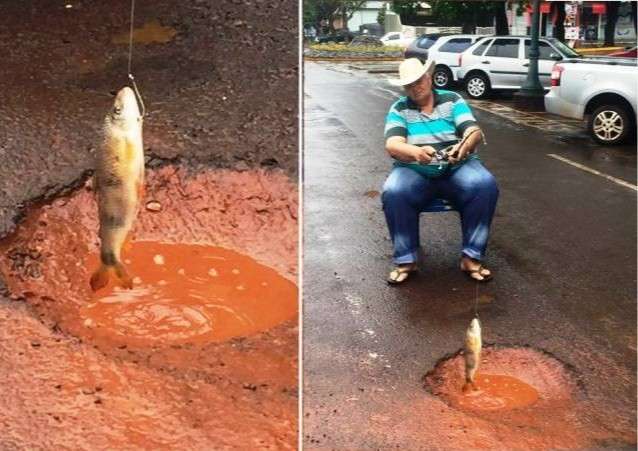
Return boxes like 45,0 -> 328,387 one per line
433,66 -> 453,89
588,104 -> 631,145
465,73 -> 491,99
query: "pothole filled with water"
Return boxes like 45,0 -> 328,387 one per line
82,241 -> 297,347
0,166 -> 298,352
0,165 -> 299,448
424,347 -> 580,415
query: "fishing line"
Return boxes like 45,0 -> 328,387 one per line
126,0 -> 146,118
474,281 -> 479,319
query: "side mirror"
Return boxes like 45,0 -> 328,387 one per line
550,53 -> 562,61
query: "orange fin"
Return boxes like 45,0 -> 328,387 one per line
90,265 -> 110,292
114,262 -> 134,289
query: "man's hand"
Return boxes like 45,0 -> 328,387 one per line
413,146 -> 435,164
447,143 -> 468,164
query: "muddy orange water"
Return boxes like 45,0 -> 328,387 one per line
458,374 -> 539,411
83,241 -> 297,347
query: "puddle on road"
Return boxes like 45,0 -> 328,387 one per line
0,166 -> 298,352
458,374 -> 539,411
112,19 -> 177,45
424,347 -> 579,416
82,241 -> 297,346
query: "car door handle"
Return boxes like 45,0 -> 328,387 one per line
481,61 -> 490,64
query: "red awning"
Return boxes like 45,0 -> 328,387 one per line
592,3 -> 606,15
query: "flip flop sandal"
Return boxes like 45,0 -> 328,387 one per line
462,264 -> 493,283
387,265 -> 417,285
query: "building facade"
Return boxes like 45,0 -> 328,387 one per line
506,1 -> 636,44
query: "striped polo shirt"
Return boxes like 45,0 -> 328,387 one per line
384,89 -> 481,176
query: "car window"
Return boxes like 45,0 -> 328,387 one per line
388,34 -> 399,40
439,38 -> 472,53
485,38 -> 520,58
416,36 -> 438,49
524,40 -> 555,60
472,39 -> 492,56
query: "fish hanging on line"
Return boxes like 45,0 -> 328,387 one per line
90,86 -> 144,291
463,317 -> 482,392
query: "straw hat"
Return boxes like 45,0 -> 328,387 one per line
390,58 -> 435,86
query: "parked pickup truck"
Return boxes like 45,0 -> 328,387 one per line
544,58 -> 637,145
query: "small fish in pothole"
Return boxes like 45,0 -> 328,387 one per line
463,317 -> 482,392
90,87 -> 144,291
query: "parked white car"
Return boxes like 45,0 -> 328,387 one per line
404,34 -> 488,88
456,36 -> 583,99
379,32 -> 414,49
545,58 -> 637,145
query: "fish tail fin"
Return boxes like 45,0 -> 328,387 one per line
90,265 -> 111,292
113,261 -> 134,289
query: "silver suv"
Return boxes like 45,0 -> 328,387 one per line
457,36 -> 582,99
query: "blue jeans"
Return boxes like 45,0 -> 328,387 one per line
382,159 -> 499,265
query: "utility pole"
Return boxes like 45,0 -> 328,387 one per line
514,0 -> 545,111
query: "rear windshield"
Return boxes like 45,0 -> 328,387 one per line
439,38 -> 472,53
416,35 -> 438,49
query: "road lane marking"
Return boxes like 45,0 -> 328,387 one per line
547,153 -> 638,192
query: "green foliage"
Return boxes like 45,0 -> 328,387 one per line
377,4 -> 387,26
303,0 -> 318,25
303,0 -> 369,30
391,0 -> 420,24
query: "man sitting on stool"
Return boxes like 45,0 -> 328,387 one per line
383,58 -> 499,284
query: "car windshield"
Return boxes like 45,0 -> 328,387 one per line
550,39 -> 582,58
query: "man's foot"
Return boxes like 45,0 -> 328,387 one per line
460,257 -> 492,282
387,263 -> 417,285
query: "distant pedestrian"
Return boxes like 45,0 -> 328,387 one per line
383,58 -> 499,284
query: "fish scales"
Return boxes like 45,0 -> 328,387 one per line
90,86 -> 144,291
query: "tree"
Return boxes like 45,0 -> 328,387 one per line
391,1 -> 421,25
303,0 -> 367,33
550,1 -> 565,42
604,2 -> 620,46
339,0 -> 368,30
389,0 -> 508,34
493,1 -> 509,35
377,4 -> 387,27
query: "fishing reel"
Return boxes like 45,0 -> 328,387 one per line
433,146 -> 451,162
433,144 -> 459,162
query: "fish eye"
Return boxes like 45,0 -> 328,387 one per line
113,107 -> 122,114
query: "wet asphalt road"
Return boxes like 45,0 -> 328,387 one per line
302,61 -> 637,448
